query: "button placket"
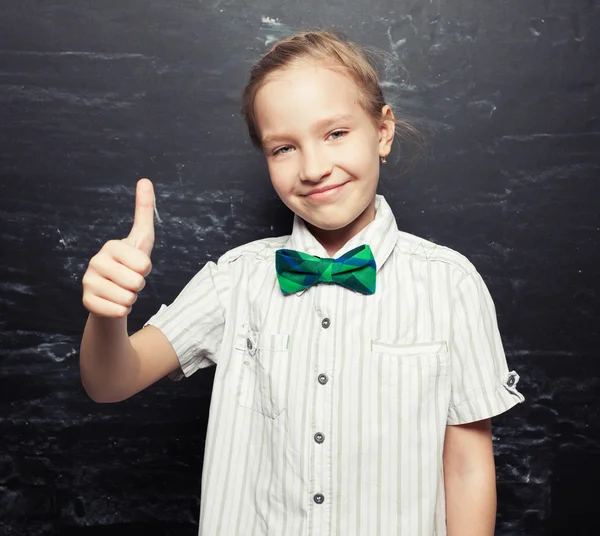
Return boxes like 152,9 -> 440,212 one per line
310,287 -> 333,526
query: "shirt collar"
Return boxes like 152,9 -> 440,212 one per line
283,195 -> 398,273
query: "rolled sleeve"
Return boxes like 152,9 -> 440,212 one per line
144,260 -> 228,381
446,271 -> 524,425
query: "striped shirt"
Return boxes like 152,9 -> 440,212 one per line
145,195 -> 524,536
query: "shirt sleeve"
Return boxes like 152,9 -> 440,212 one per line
446,269 -> 524,425
144,259 -> 228,381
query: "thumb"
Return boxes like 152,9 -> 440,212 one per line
125,178 -> 155,256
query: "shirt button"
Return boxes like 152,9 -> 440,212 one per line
318,373 -> 328,385
246,338 -> 253,350
321,317 -> 331,329
313,493 -> 325,504
314,432 -> 325,444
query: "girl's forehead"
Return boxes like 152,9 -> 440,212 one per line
256,62 -> 362,111
263,59 -> 353,86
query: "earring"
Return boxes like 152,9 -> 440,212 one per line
381,155 -> 387,164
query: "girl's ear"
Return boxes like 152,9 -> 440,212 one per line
378,105 -> 395,157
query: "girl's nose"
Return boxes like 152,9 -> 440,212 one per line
300,146 -> 332,182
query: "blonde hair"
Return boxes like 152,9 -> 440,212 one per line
240,29 -> 424,169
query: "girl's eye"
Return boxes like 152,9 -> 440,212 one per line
273,145 -> 293,156
270,132 -> 346,155
328,130 -> 347,140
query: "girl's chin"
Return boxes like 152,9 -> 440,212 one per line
304,214 -> 358,233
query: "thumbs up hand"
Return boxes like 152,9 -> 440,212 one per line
82,179 -> 156,318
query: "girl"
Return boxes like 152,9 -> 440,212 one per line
80,29 -> 524,536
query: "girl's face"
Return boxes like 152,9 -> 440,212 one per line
254,60 -> 395,242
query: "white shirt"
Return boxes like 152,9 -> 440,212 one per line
145,195 -> 524,536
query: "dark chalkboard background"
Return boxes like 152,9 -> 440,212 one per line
1,1 -> 599,534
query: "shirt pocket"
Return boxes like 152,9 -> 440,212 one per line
235,329 -> 289,419
370,340 -> 450,388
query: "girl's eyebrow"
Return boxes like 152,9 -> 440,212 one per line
262,113 -> 355,147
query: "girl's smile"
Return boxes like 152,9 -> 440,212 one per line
303,180 -> 350,202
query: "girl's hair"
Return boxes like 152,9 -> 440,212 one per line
241,29 -> 424,170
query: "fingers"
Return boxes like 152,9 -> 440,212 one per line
85,275 -> 139,307
82,266 -> 139,318
82,239 -> 152,317
90,241 -> 150,285
82,293 -> 133,319
125,178 -> 155,256
109,240 -> 152,278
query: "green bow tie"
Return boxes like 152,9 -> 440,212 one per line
275,244 -> 376,295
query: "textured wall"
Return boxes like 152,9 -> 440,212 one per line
1,1 -> 599,534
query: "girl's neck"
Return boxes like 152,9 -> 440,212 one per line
306,198 -> 377,257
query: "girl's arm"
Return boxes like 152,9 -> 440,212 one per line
80,316 -> 179,403
443,418 -> 497,536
